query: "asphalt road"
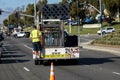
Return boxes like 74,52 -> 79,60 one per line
0,36 -> 120,80
80,34 -> 100,43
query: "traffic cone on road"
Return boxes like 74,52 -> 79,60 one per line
49,62 -> 55,80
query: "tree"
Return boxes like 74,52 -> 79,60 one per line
3,19 -> 8,27
70,0 -> 86,19
9,14 -> 17,26
70,1 -> 77,18
86,0 -> 99,17
25,4 -> 34,26
37,0 -> 47,11
42,0 -> 47,4
24,0 -> 48,26
60,0 -> 68,4
102,0 -> 119,17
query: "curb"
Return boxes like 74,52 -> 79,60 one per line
81,43 -> 120,56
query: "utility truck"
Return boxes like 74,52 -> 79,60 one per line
33,3 -> 80,65
34,21 -> 80,65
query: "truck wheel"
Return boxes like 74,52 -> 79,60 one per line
43,60 -> 48,66
34,59 -> 39,65
1,54 -> 3,57
39,60 -> 43,65
71,59 -> 78,65
0,58 -> 1,63
74,59 -> 78,64
102,31 -> 106,35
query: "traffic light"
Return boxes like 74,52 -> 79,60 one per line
0,9 -> 2,15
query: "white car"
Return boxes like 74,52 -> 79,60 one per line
97,27 -> 115,35
65,20 -> 78,26
17,32 -> 25,38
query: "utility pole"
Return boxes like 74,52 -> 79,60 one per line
68,0 -> 72,33
118,8 -> 120,22
76,0 -> 81,47
77,0 -> 86,47
99,0 -> 103,38
34,0 -> 37,25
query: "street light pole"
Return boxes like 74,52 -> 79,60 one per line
99,0 -> 103,37
77,0 -> 81,47
34,0 -> 37,25
68,0 -> 71,33
118,8 -> 120,22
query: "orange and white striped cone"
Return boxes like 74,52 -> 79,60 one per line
49,62 -> 55,80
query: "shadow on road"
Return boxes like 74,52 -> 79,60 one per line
42,57 -> 120,66
0,46 -> 30,64
2,54 -> 26,58
78,57 -> 116,65
0,59 -> 30,64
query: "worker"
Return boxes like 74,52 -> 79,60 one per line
30,25 -> 42,59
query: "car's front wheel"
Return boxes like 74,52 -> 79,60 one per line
102,31 -> 106,35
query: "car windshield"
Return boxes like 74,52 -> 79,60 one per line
102,27 -> 113,30
107,28 -> 113,30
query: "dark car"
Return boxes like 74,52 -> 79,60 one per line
0,32 -> 4,61
0,32 -> 4,42
24,32 -> 30,38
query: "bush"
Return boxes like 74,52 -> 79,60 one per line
91,29 -> 120,46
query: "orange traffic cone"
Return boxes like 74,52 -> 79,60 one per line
49,62 -> 55,80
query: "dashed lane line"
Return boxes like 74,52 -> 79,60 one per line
2,43 -> 31,72
23,67 -> 30,72
24,44 -> 32,50
112,72 -> 120,76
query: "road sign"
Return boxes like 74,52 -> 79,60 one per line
40,4 -> 70,20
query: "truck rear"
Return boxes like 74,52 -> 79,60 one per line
34,23 -> 80,65
34,3 -> 80,65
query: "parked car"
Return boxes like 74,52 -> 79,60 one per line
13,28 -> 21,37
65,20 -> 78,26
0,32 -> 4,42
0,32 -> 4,61
0,46 -> 2,61
70,20 -> 78,25
17,32 -> 25,38
97,27 -> 115,35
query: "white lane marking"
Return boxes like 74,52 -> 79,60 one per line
2,46 -> 18,62
24,44 -> 32,50
112,72 -> 120,76
23,67 -> 30,72
3,44 -> 30,72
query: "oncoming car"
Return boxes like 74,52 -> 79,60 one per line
97,27 -> 115,35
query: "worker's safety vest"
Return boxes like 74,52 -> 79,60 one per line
30,29 -> 41,42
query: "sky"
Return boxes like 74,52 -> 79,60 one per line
0,0 -> 60,24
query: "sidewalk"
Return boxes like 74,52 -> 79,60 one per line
81,42 -> 120,56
